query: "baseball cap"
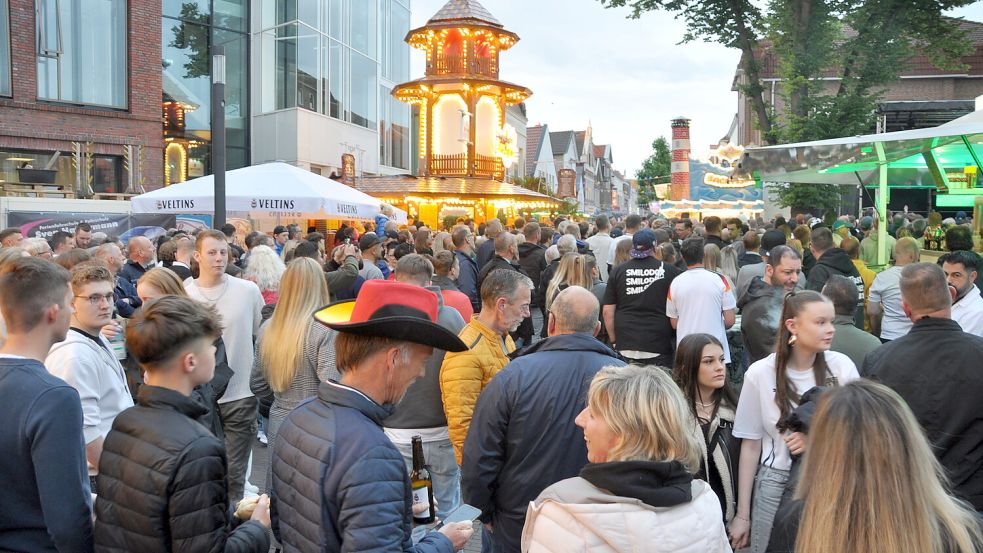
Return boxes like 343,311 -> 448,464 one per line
629,229 -> 657,259
832,220 -> 853,231
358,232 -> 382,250
859,216 -> 874,231
273,225 -> 288,235
760,229 -> 787,255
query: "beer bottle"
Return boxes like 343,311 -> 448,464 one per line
411,436 -> 436,524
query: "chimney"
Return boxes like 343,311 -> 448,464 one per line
671,116 -> 691,200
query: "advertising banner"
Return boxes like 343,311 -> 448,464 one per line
8,211 -> 178,244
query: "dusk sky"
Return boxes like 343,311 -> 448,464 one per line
410,0 -> 983,177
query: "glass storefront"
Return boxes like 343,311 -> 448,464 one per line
36,0 -> 127,108
162,0 -> 249,185
261,0 -> 407,139
1,149 -> 122,193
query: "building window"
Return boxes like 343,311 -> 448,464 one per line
36,0 -> 127,108
1,149 -> 122,192
380,87 -> 409,170
350,0 -> 376,58
0,0 -> 10,96
350,50 -> 377,129
381,0 -> 409,83
162,3 -> 250,185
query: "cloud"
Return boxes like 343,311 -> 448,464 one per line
408,0 -> 983,176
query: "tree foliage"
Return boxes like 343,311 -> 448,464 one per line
636,137 -> 672,206
767,182 -> 843,216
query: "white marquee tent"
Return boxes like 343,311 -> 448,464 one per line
131,162 -> 407,222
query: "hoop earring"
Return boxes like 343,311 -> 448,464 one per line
788,334 -> 797,346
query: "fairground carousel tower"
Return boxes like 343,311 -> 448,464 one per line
358,0 -> 559,226
393,0 -> 532,180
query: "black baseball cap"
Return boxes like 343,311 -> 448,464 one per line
630,229 -> 657,259
273,225 -> 288,235
358,232 -> 382,250
761,230 -> 787,255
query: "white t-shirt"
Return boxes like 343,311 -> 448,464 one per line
666,268 -> 736,363
869,266 -> 912,340
952,285 -> 983,337
586,233 -> 614,281
733,351 -> 859,471
607,233 -> 633,267
186,276 -> 264,403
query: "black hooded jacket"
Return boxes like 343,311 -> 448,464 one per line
739,277 -> 785,364
804,248 -> 863,293
517,242 -> 547,304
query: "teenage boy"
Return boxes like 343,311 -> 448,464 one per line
0,257 -> 93,553
46,261 -> 133,490
185,229 -> 264,502
94,296 -> 271,552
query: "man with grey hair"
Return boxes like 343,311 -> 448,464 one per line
462,286 -> 625,553
94,242 -> 142,318
22,237 -> 52,259
824,275 -> 881,368
383,254 -> 466,522
477,232 -> 534,346
440,269 -> 532,465
864,263 -> 983,510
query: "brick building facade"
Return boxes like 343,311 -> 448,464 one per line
733,19 -> 983,147
0,0 -> 163,192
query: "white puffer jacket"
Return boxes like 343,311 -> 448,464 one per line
521,476 -> 732,553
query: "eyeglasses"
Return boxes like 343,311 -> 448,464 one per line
75,293 -> 115,306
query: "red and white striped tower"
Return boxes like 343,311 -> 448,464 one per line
670,116 -> 692,200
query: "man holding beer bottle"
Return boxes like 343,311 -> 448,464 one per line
270,280 -> 474,552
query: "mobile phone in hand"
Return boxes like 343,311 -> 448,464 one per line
432,504 -> 481,530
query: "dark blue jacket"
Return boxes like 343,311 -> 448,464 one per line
461,333 -> 626,553
454,250 -> 480,312
0,358 -> 92,553
271,381 -> 453,553
118,260 -> 147,286
113,275 -> 142,318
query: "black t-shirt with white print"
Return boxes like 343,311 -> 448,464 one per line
603,256 -> 681,355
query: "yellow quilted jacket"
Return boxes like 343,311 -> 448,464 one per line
440,316 -> 516,464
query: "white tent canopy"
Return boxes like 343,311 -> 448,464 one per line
131,162 -> 406,222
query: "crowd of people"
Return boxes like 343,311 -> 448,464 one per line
0,207 -> 982,553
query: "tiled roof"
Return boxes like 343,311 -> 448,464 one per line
428,0 -> 503,28
575,131 -> 586,157
593,144 -> 607,158
550,131 -> 574,156
356,175 -> 558,201
525,125 -> 546,177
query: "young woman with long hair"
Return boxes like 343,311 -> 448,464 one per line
771,380 -> 983,553
673,333 -> 740,523
545,253 -> 592,312
612,238 -> 633,270
728,290 -> 859,552
250,257 -> 338,491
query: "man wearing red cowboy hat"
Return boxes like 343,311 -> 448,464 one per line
269,280 -> 474,553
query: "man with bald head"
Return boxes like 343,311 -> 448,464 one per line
868,236 -> 920,341
462,286 -> 626,552
863,263 -> 983,510
119,236 -> 155,285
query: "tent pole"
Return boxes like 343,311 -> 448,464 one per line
960,135 -> 983,175
875,142 -> 888,267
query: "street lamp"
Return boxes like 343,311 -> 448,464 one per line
211,46 -> 226,228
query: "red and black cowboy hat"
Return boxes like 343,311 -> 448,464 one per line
314,280 -> 467,352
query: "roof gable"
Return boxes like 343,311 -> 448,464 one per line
525,125 -> 548,177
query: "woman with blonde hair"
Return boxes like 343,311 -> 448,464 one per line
242,244 -> 285,305
720,244 -> 741,286
432,231 -> 453,255
250,257 -> 337,490
729,290 -> 860,552
545,252 -> 592,312
768,380 -> 983,553
522,364 -> 731,552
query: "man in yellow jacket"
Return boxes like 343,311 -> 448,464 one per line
440,268 -> 533,463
